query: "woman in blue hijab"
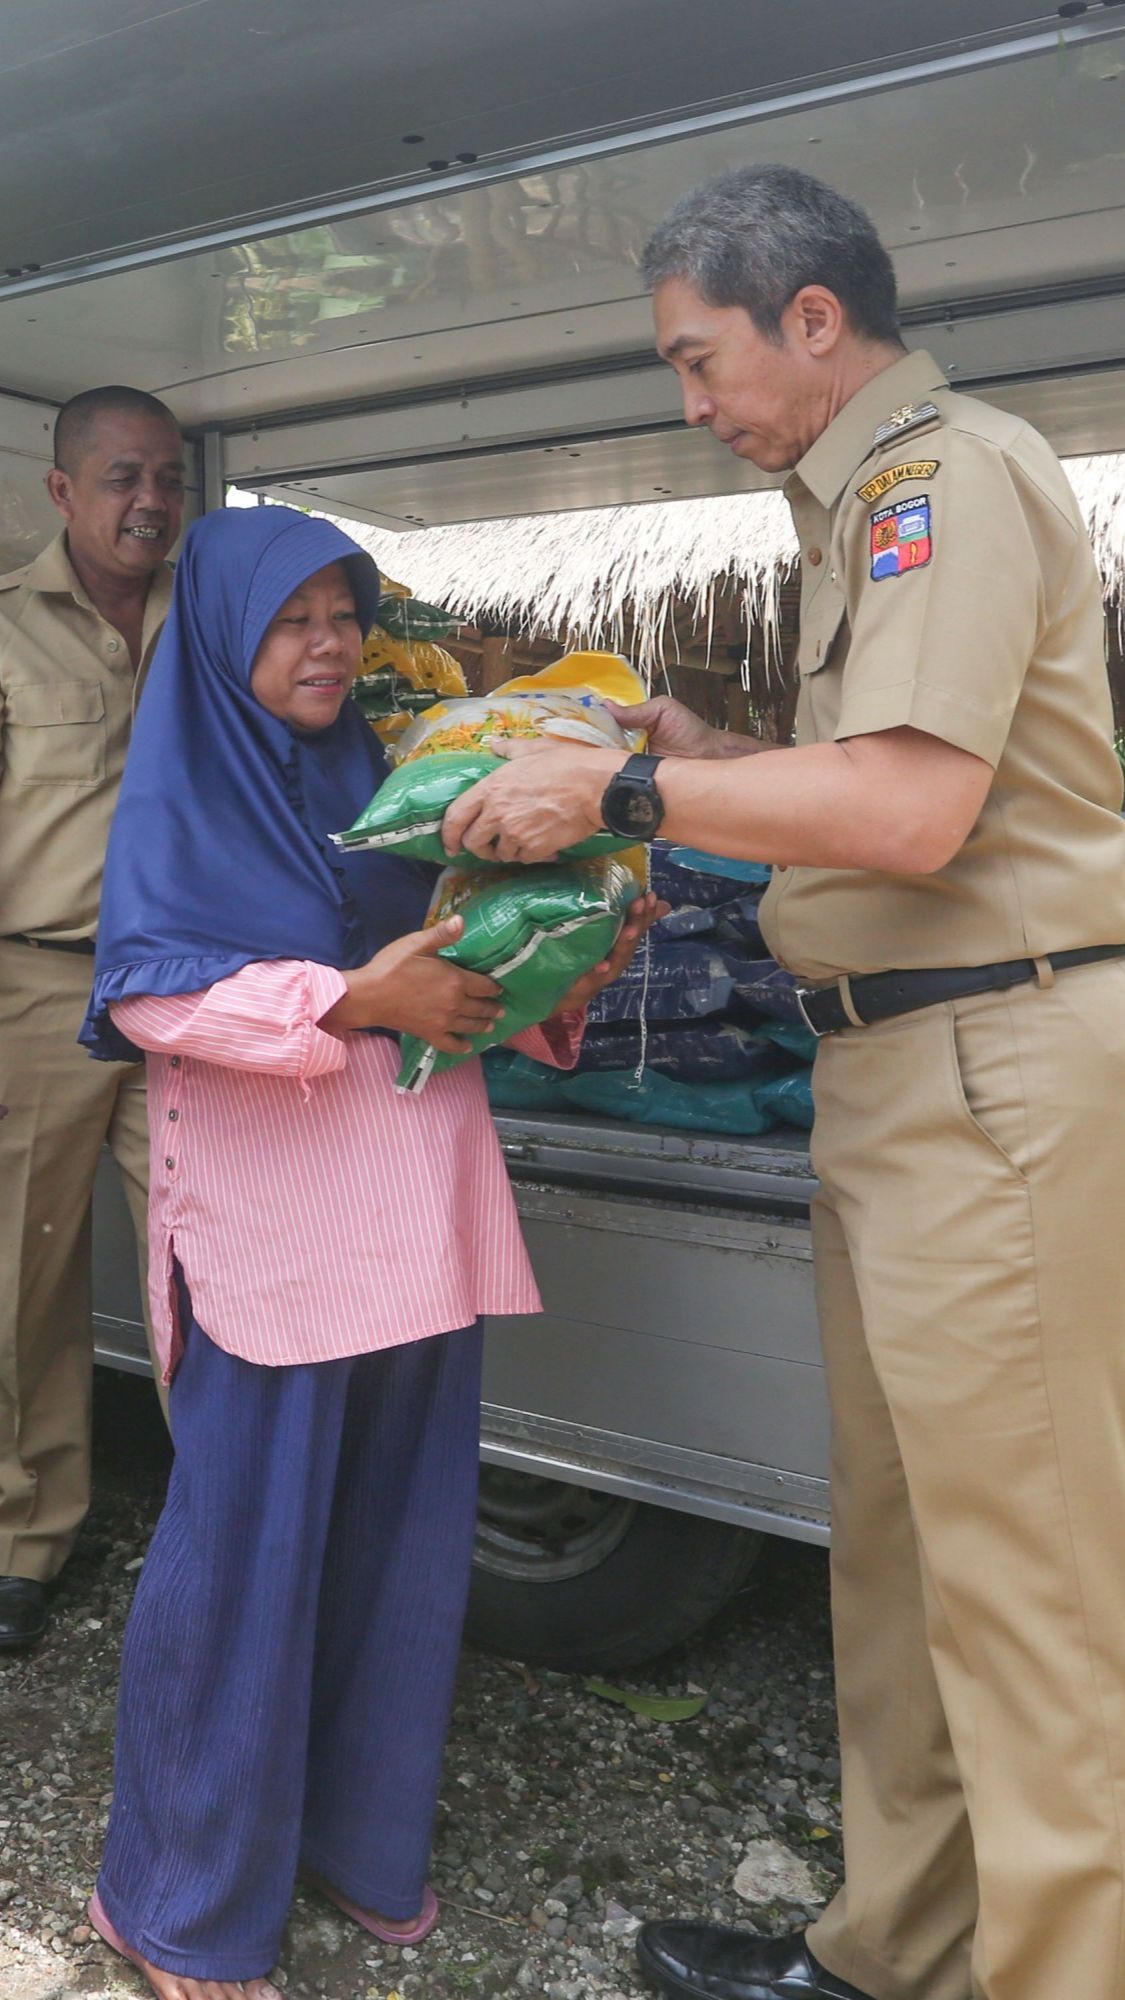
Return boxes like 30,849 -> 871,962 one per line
81,506 -> 655,2000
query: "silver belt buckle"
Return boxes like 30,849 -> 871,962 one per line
795,986 -> 828,1039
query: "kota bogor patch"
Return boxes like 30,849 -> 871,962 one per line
856,459 -> 939,503
870,494 -> 932,580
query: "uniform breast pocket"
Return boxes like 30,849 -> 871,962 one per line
797,589 -> 848,742
4,682 -> 107,786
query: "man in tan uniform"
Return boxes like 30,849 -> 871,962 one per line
443,167 -> 1125,2000
0,385 -> 182,1649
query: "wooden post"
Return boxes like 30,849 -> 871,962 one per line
479,634 -> 515,692
725,677 -> 753,736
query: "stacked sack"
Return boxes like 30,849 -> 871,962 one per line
348,573 -> 470,747
335,653 -> 649,1092
483,844 -> 817,1138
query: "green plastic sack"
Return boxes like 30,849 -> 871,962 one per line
755,1067 -> 816,1131
557,1067 -> 776,1136
396,856 -> 640,1094
482,1049 -> 572,1114
332,748 -> 632,870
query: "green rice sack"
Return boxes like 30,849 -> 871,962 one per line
331,747 -> 632,869
396,855 -> 640,1094
332,689 -> 644,868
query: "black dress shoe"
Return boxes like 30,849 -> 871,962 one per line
636,1923 -> 874,2000
0,1576 -> 48,1651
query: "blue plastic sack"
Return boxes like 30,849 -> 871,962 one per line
588,940 -> 734,1025
559,1067 -> 776,1136
662,846 -> 773,888
655,904 -> 717,940
649,843 -> 769,909
575,1021 -> 786,1084
726,957 -> 803,1025
710,891 -> 766,953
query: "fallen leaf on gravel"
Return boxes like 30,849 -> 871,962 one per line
583,1680 -> 708,1721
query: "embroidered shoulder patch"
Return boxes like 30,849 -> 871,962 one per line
856,459 -> 939,503
870,495 -> 932,580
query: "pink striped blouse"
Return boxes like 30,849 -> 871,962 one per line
111,960 -> 582,1381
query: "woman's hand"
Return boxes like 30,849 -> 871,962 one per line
319,917 -> 504,1055
550,892 -> 667,1015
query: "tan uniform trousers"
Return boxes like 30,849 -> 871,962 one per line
803,961 -> 1125,2000
0,937 -> 154,1583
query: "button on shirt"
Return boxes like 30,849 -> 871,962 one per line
758,350 -> 1125,982
0,533 -> 173,942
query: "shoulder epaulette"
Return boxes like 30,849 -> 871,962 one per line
872,401 -> 941,450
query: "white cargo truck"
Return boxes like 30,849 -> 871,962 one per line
3,0 -> 1123,1667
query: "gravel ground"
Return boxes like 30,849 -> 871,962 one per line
1,1370 -> 840,2000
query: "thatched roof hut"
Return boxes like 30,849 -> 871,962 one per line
352,452 -> 1125,681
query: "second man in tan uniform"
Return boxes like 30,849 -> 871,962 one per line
0,385 -> 183,1649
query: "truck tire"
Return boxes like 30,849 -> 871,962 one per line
465,1467 -> 764,1673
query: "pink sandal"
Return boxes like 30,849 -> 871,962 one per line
87,1891 -> 169,1994
304,1869 -> 439,1945
87,1889 -> 279,1996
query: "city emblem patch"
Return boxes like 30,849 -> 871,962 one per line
869,494 -> 932,580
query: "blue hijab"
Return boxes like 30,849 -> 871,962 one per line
82,505 -> 432,1062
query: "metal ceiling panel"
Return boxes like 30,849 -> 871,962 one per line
0,2 -> 1097,283
0,22 -> 1122,429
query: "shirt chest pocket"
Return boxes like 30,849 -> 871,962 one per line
4,682 -> 107,786
796,580 -> 849,743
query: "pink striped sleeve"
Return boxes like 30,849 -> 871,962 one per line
510,1006 -> 586,1071
110,960 -> 349,1079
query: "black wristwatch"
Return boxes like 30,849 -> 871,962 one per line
600,752 -> 665,841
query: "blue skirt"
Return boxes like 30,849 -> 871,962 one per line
97,1276 -> 483,1979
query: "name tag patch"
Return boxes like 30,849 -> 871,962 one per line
870,494 -> 932,580
856,459 -> 939,503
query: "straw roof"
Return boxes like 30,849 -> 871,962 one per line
350,452 -> 1125,674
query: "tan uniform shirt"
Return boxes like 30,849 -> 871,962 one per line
0,534 -> 172,943
758,349 -> 1125,982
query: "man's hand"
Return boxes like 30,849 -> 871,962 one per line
550,892 -> 667,1014
319,916 -> 505,1054
606,696 -> 723,758
441,741 -> 622,863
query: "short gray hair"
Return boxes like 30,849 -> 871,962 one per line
643,164 -> 902,346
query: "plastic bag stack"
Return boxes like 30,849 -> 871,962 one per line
483,843 -> 818,1138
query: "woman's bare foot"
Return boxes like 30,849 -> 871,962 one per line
88,1891 -> 283,2000
112,1953 -> 282,2000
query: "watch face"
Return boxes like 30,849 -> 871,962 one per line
623,790 -> 660,832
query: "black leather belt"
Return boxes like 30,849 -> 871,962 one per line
2,932 -> 96,957
796,943 -> 1125,1038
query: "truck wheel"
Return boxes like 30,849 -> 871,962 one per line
465,1466 -> 764,1673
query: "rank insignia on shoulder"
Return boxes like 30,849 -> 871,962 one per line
871,401 -> 941,449
856,459 -> 939,503
870,494 -> 932,580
